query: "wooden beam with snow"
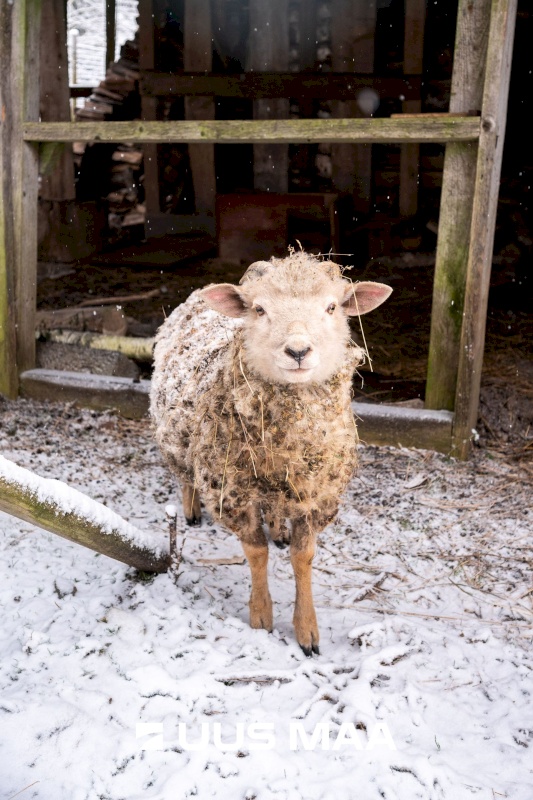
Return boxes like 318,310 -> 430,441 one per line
0,455 -> 168,573
23,117 -> 481,144
20,369 -> 151,418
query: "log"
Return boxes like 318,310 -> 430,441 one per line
0,454 -> 168,573
43,330 -> 155,361
23,117 -> 481,144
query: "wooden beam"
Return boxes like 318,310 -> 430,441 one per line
399,0 -> 426,217
452,0 -> 517,458
248,0 -> 290,193
140,71 -> 422,101
138,0 -> 160,216
39,0 -> 76,202
20,369 -> 151,419
106,0 -> 116,70
184,0 -> 216,215
0,1 -> 18,396
331,0 -> 377,211
0,454 -> 168,573
0,0 -> 42,398
425,0 -> 491,412
354,403 -> 453,454
23,117 -> 481,144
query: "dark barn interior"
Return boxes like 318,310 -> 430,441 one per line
2,0 -> 531,459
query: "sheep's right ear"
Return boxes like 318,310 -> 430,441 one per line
200,283 -> 248,318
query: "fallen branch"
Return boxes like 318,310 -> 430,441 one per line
0,455 -> 168,573
77,288 -> 160,307
43,330 -> 155,361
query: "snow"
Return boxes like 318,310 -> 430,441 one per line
1,396 -> 532,799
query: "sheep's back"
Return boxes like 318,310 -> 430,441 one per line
150,290 -> 242,477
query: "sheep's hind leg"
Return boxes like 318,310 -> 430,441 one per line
291,520 -> 319,657
241,528 -> 273,633
182,482 -> 201,526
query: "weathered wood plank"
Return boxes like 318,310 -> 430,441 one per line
106,0 -> 116,70
399,0 -> 426,217
0,0 -> 42,396
23,117 -> 481,144
354,403 -> 453,454
20,368 -> 151,419
138,0 -> 160,216
331,0 -> 377,210
0,454 -> 168,573
184,0 -> 216,215
140,71 -> 422,101
39,0 -> 75,201
425,0 -> 491,412
0,1 -> 18,396
452,0 -> 517,458
248,0 -> 290,192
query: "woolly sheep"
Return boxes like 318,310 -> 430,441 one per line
150,252 -> 392,655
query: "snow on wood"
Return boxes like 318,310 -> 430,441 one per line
0,454 -> 168,572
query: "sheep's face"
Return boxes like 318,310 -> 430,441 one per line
200,255 -> 392,386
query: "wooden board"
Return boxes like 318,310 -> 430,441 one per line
452,0 -> 517,457
217,192 -> 337,262
399,0 -> 426,217
140,72 -> 422,101
184,0 -> 216,216
425,0 -> 491,412
138,0 -> 159,215
331,0 -> 377,211
248,0 -> 290,193
23,117 -> 481,144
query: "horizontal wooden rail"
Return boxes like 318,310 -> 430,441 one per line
23,117 -> 480,145
140,71 -> 423,101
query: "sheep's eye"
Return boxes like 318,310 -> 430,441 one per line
255,305 -> 265,316
327,303 -> 336,314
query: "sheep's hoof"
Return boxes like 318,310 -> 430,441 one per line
300,642 -> 320,658
249,595 -> 273,632
185,514 -> 202,527
273,539 -> 288,550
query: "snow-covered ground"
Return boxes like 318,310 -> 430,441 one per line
1,396 -> 532,799
68,0 -> 139,85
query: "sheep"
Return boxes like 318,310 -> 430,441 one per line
150,251 -> 392,655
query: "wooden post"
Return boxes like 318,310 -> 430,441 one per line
138,0 -> 160,217
247,0 -> 290,193
331,0 -> 377,211
184,0 -> 216,215
39,0 -> 76,202
399,0 -> 426,217
106,0 -> 116,70
0,0 -> 41,397
425,0 -> 491,412
452,0 -> 517,457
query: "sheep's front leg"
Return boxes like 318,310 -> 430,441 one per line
241,527 -> 273,633
291,520 -> 319,657
182,481 -> 201,526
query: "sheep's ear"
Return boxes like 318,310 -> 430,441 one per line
342,281 -> 392,316
200,283 -> 248,318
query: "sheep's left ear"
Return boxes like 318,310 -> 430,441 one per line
342,281 -> 392,315
200,283 -> 248,318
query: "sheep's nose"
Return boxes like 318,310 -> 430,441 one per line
285,346 -> 311,364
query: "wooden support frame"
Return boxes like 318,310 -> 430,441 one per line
399,0 -> 426,217
1,0 -> 517,460
0,0 -> 41,397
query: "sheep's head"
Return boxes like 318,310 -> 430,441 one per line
200,253 -> 392,385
